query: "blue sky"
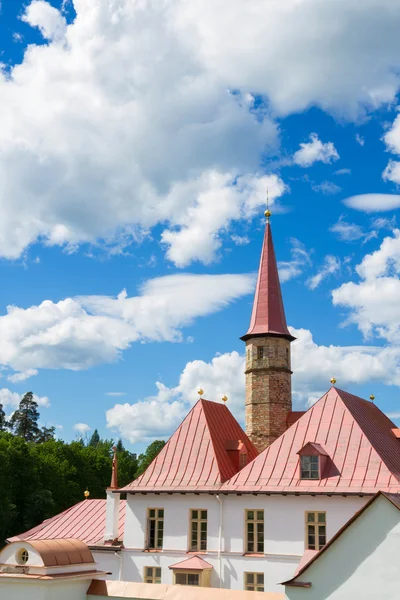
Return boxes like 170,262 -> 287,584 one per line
1,0 -> 400,450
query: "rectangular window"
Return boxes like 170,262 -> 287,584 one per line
147,508 -> 164,549
144,566 -> 161,584
305,512 -> 326,550
239,452 -> 248,469
175,572 -> 200,586
245,509 -> 264,553
257,346 -> 264,360
245,572 -> 264,592
190,510 -> 207,551
300,455 -> 320,479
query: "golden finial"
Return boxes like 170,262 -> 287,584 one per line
84,489 -> 90,499
222,395 -> 228,403
330,377 -> 336,385
370,394 -> 375,402
264,187 -> 271,220
197,388 -> 204,398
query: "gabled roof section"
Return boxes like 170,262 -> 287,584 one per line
8,499 -> 126,547
169,555 -> 213,570
119,399 -> 258,493
222,387 -> 400,494
297,442 -> 329,456
241,221 -> 294,342
283,491 -> 400,586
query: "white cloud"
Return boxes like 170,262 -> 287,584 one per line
278,238 -> 311,283
383,161 -> 400,185
107,327 -> 400,443
355,133 -> 365,146
0,273 -> 253,376
21,0 -> 67,42
334,168 -> 351,175
329,216 -> 377,243
382,112 -> 400,184
0,388 -> 50,412
73,422 -> 91,434
332,229 -> 400,341
312,180 -> 341,195
0,1 -> 400,261
231,235 -> 250,246
7,369 -> 38,383
343,193 -> 400,212
293,134 -> 339,168
307,255 -> 341,290
105,392 -> 126,397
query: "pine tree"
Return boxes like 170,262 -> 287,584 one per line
116,439 -> 124,452
136,440 -> 165,476
88,429 -> 100,447
36,426 -> 56,443
0,404 -> 6,431
9,392 -> 40,442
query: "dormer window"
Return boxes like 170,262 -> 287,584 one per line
297,442 -> 330,481
300,455 -> 319,480
239,451 -> 248,469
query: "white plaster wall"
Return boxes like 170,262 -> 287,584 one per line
0,578 -> 90,600
120,493 -> 366,592
285,495 -> 400,600
92,551 -> 122,581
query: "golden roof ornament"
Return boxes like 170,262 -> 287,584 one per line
222,395 -> 228,403
370,394 -> 375,402
197,388 -> 204,398
264,187 -> 271,220
84,489 -> 90,499
330,377 -> 337,385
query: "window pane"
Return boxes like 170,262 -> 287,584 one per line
257,511 -> 264,521
247,574 -> 254,584
146,567 -> 152,576
158,509 -> 164,518
188,574 -> 199,586
247,511 -> 254,521
149,509 -> 155,518
201,511 -> 207,520
175,573 -> 186,585
318,513 -> 325,523
307,513 -> 315,522
192,521 -> 198,532
200,522 -> 207,532
156,568 -> 161,578
191,510 -> 198,519
256,574 -> 264,585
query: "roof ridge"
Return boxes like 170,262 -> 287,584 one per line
201,400 -> 229,484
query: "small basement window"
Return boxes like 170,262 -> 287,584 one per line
300,455 -> 320,480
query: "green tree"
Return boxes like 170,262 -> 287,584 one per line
88,429 -> 100,447
136,440 -> 165,477
36,426 -> 56,443
9,392 -> 40,441
0,403 -> 6,431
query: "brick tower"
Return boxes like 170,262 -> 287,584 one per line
241,211 -> 295,452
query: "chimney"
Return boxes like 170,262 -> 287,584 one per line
104,446 -> 120,544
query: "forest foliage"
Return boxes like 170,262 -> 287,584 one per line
0,392 -> 165,545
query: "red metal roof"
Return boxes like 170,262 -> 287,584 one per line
169,556 -> 213,570
241,221 -> 294,341
8,499 -> 126,547
119,399 -> 258,493
221,387 -> 400,494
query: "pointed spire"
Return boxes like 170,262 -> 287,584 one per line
109,446 -> 119,490
241,213 -> 294,342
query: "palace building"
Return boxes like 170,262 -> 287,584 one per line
9,211 -> 400,594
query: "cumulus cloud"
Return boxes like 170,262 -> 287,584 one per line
293,134 -> 339,168
21,0 -> 67,42
343,193 -> 400,212
73,422 -> 91,434
382,112 -> 400,184
0,273 -> 253,376
306,255 -> 341,290
0,388 -> 50,412
332,229 -> 400,341
107,327 -> 400,443
7,369 -> 38,383
355,133 -> 365,146
1,1 -> 400,261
